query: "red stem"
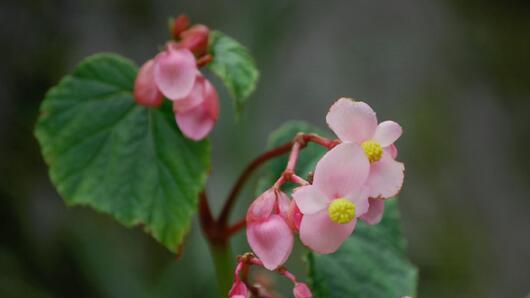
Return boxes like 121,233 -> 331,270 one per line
218,141 -> 294,225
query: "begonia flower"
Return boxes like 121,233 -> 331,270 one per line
292,143 -> 370,254
326,98 -> 404,199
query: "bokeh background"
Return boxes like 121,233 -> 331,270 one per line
1,0 -> 529,297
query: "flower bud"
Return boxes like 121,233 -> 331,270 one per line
180,24 -> 209,57
134,59 -> 163,107
246,189 -> 294,270
228,280 -> 249,298
170,14 -> 190,40
293,282 -> 313,298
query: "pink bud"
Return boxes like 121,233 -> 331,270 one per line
174,77 -> 219,140
134,59 -> 163,107
293,282 -> 313,298
228,280 -> 249,298
246,189 -> 294,270
180,24 -> 209,57
153,47 -> 197,100
286,200 -> 303,232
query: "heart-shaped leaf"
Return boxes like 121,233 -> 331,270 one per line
35,53 -> 210,252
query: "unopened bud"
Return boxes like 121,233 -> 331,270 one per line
293,282 -> 313,298
170,14 -> 190,39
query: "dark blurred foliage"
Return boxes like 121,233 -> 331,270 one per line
1,0 -> 529,297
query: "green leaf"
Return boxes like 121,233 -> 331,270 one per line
261,121 -> 418,298
34,53 -> 210,253
208,30 -> 259,114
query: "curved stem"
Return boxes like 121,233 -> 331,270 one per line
218,141 -> 293,225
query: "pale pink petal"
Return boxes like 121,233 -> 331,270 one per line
367,152 -> 405,199
246,215 -> 294,270
360,198 -> 385,225
246,189 -> 277,223
345,186 -> 370,217
292,185 -> 328,215
326,98 -> 378,143
134,59 -> 163,107
300,209 -> 356,254
172,74 -> 206,112
175,78 -> 219,140
293,283 -> 313,298
313,143 -> 370,199
374,121 -> 402,147
153,47 -> 197,100
385,144 -> 398,159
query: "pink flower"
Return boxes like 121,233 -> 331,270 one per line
326,98 -> 404,199
292,143 -> 370,254
173,75 -> 219,141
246,189 -> 294,270
133,43 -> 219,140
134,59 -> 164,107
293,282 -> 313,298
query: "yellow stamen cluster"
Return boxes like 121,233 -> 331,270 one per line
361,140 -> 383,163
327,198 -> 356,224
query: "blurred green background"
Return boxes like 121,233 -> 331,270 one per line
1,0 -> 529,297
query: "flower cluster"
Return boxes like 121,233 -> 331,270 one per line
229,253 -> 313,298
134,15 -> 219,141
246,97 -> 404,270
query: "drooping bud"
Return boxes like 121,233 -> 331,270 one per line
293,282 -> 313,298
246,189 -> 294,270
170,14 -> 190,40
134,59 -> 164,107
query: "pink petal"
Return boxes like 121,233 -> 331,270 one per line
246,189 -> 277,223
346,186 -> 370,217
313,143 -> 370,200
133,59 -> 164,107
153,47 -> 197,100
326,98 -> 378,143
293,283 -> 313,298
300,209 -> 356,254
385,144 -> 398,159
374,120 -> 402,147
172,74 -> 207,112
292,185 -> 328,215
175,78 -> 219,140
367,152 -> 405,199
360,198 -> 385,225
246,215 -> 294,270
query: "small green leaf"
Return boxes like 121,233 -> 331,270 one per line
260,121 -> 418,298
35,53 -> 210,253
208,30 -> 259,114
